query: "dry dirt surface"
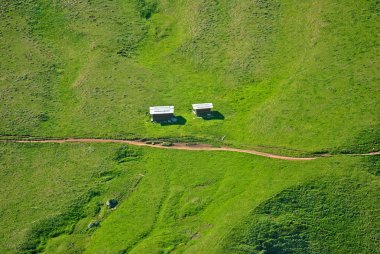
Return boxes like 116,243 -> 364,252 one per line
4,138 -> 317,161
2,138 -> 379,161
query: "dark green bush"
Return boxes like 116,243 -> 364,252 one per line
161,142 -> 173,147
114,145 -> 142,163
137,0 -> 158,19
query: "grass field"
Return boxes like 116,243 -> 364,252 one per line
0,0 -> 379,253
1,0 -> 379,153
0,142 -> 379,253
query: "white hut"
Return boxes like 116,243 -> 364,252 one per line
149,106 -> 174,122
192,103 -> 213,116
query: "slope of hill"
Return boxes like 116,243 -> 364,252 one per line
0,0 -> 379,253
1,0 -> 379,153
0,142 -> 379,253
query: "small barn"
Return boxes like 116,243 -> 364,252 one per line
149,106 -> 174,122
192,103 -> 213,116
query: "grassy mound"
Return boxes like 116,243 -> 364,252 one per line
224,176 -> 380,253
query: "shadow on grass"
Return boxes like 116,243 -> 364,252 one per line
201,111 -> 225,120
160,116 -> 187,126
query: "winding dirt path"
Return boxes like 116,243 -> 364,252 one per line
2,138 -> 379,161
0,138 -> 316,161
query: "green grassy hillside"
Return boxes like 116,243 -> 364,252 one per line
1,0 -> 379,153
1,0 -> 379,253
224,176 -> 380,253
0,142 -> 378,253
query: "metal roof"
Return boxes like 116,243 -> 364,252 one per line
192,103 -> 213,110
149,106 -> 174,115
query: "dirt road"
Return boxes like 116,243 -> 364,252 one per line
3,138 -> 379,161
1,138 -> 317,161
